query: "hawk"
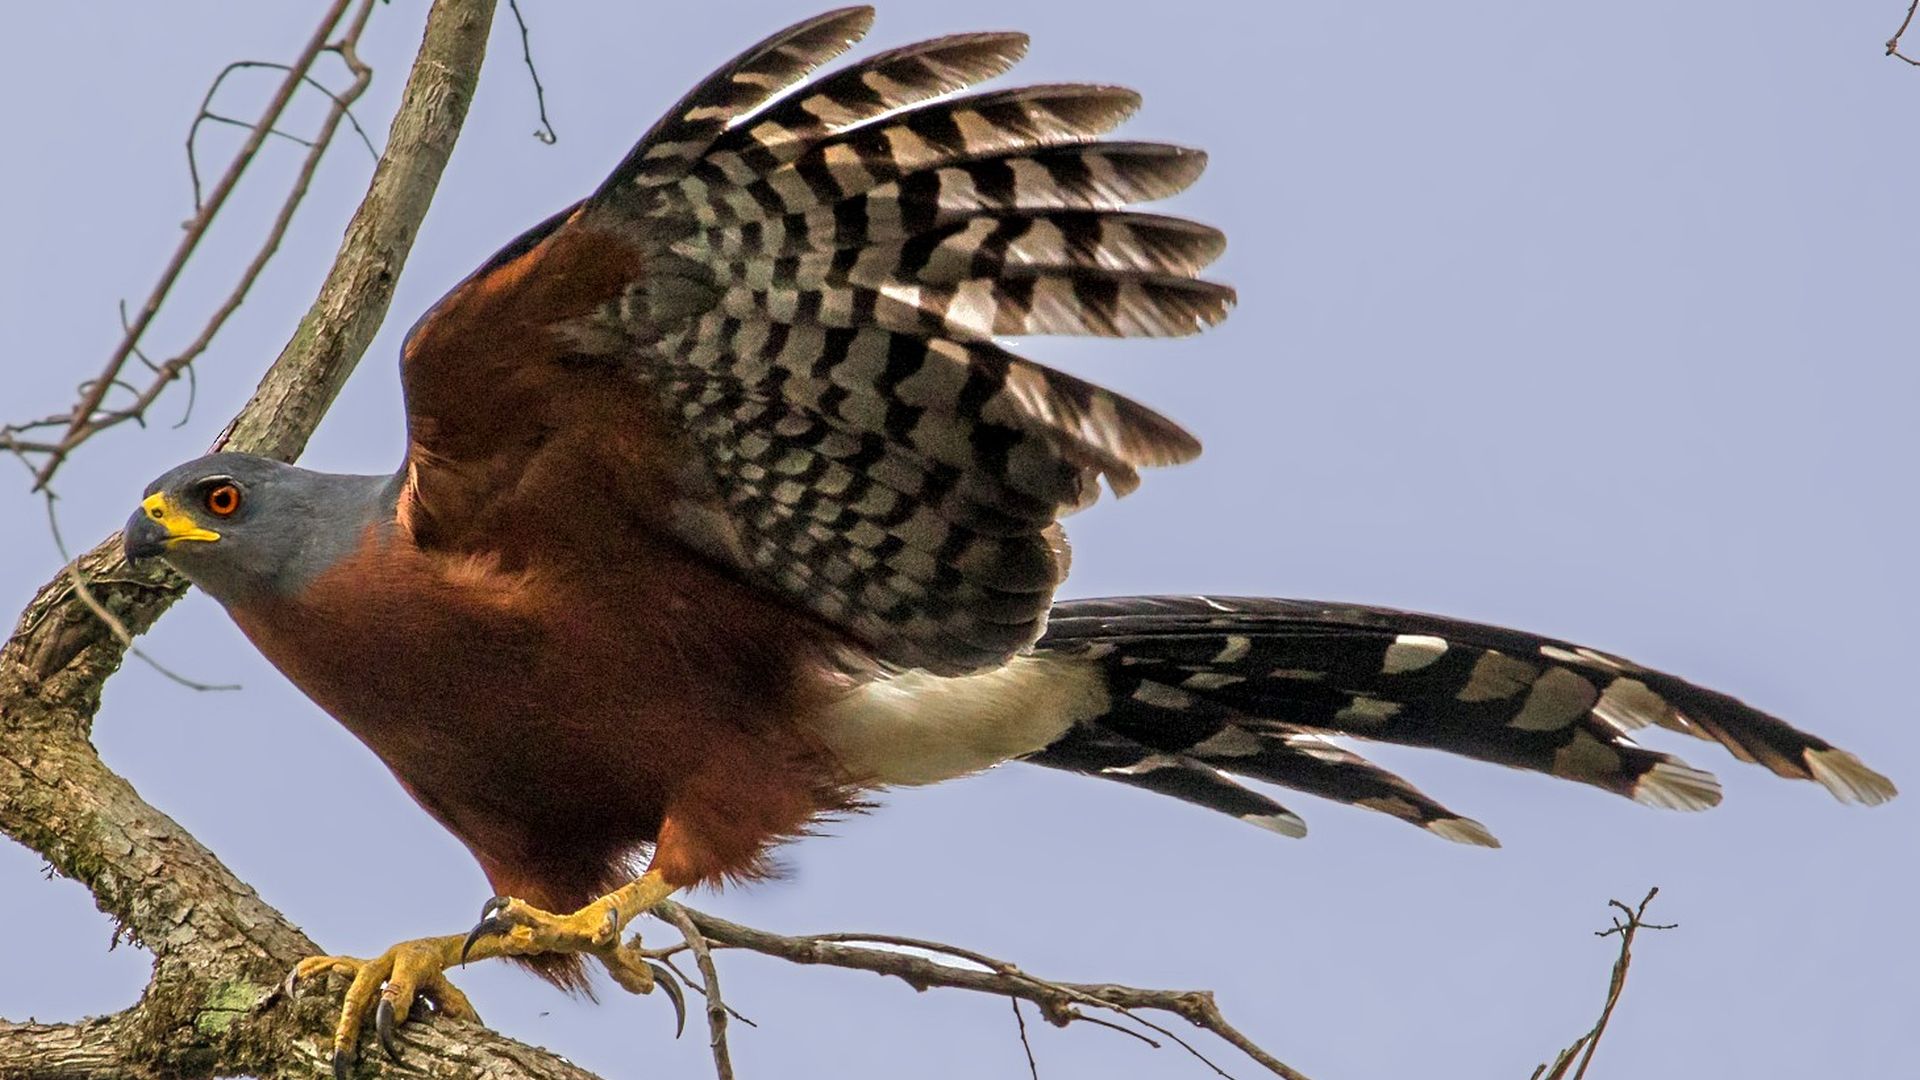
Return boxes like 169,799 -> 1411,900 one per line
121,7 -> 1894,1075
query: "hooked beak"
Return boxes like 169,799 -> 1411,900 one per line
124,492 -> 219,563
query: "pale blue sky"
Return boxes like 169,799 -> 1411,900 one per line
2,3 -> 1914,1078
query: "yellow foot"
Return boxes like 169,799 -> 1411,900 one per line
288,872 -> 684,1078
286,940 -> 480,1080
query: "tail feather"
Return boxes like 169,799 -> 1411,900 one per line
1026,723 -> 1308,837
1022,595 -> 1895,841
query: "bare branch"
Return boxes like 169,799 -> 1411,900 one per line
0,1016 -> 145,1080
0,0 -> 389,493
661,902 -> 1314,1080
1531,888 -> 1675,1080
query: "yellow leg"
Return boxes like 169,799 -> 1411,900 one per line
461,868 -> 679,963
288,869 -> 681,1079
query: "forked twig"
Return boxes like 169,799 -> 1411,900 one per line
1531,887 -> 1676,1080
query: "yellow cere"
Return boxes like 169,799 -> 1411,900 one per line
141,492 -> 221,545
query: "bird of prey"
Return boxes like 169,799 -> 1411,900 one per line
122,7 -> 1894,1075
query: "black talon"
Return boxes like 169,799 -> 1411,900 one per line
650,962 -> 687,1039
376,998 -> 404,1063
331,1047 -> 354,1080
460,895 -> 512,965
459,918 -> 505,966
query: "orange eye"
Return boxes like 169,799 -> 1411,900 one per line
204,483 -> 242,517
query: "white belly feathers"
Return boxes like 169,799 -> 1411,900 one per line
810,654 -> 1110,787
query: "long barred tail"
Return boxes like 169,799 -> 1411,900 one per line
1022,596 -> 1896,845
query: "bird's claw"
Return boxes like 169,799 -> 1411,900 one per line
459,894 -> 512,965
458,894 -> 625,965
375,998 -> 403,1063
652,961 -> 687,1038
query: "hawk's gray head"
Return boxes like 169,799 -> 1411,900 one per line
124,451 -> 392,605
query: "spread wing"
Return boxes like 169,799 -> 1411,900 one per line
396,7 -> 1227,674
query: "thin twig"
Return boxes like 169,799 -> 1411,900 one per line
196,113 -> 318,150
1889,1 -> 1920,65
1532,887 -> 1675,1080
1071,1011 -> 1162,1049
658,904 -> 734,1080
1012,998 -> 1040,1080
188,59 -> 380,207
506,0 -> 558,143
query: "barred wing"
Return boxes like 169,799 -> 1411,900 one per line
573,8 -> 1222,673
